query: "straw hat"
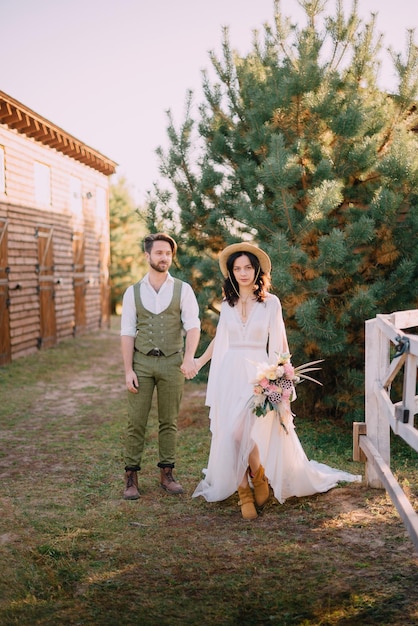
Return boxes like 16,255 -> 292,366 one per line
218,242 -> 271,278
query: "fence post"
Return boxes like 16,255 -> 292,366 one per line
364,317 -> 390,488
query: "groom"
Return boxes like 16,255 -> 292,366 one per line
120,233 -> 200,499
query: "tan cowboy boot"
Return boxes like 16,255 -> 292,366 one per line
237,485 -> 257,520
160,467 -> 184,494
123,470 -> 140,500
251,464 -> 270,508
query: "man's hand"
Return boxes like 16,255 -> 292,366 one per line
180,355 -> 198,380
126,369 -> 139,393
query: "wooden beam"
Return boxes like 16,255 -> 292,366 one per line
13,112 -> 32,131
0,90 -> 117,175
390,310 -> 418,329
25,119 -> 48,140
43,129 -> 63,148
353,421 -> 367,462
365,318 -> 390,487
360,435 -> 418,552
382,352 -> 406,388
0,101 -> 16,123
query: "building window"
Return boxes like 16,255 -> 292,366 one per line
34,161 -> 51,206
0,146 -> 5,194
70,175 -> 82,216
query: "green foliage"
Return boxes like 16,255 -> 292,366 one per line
109,177 -> 147,312
147,0 -> 418,422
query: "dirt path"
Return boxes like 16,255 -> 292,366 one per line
0,324 -> 124,481
34,327 -> 124,419
2,322 -> 418,625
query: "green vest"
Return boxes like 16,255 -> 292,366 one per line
133,277 -> 184,356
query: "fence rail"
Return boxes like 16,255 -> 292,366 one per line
353,309 -> 418,550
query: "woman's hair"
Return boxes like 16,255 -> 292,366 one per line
223,251 -> 270,306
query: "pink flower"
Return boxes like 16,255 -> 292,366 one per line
282,387 -> 292,399
254,385 -> 264,395
259,377 -> 269,388
283,362 -> 295,378
267,384 -> 280,393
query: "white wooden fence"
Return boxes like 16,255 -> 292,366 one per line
353,309 -> 418,550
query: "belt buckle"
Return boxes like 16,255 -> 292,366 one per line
148,348 -> 163,357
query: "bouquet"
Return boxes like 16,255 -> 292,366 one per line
249,352 -> 323,432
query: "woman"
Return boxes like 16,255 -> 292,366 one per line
192,242 -> 361,519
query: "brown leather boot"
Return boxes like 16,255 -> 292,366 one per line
160,467 -> 184,494
237,486 -> 257,520
123,470 -> 140,500
251,465 -> 270,508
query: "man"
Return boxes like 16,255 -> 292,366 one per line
120,233 -> 200,500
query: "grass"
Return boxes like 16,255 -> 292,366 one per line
1,318 -> 418,625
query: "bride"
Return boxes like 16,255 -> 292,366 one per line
192,242 -> 361,519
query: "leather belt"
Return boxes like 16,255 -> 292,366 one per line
147,348 -> 165,357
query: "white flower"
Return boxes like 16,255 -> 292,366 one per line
276,365 -> 285,378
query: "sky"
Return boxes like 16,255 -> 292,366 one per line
2,0 -> 417,203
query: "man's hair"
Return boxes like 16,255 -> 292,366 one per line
143,233 -> 177,256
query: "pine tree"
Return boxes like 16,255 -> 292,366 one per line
109,177 -> 147,313
148,0 -> 418,421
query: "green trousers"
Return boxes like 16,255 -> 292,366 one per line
124,351 -> 184,470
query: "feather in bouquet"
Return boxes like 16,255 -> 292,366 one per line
249,352 -> 323,433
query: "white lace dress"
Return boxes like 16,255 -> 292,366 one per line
192,294 -> 361,503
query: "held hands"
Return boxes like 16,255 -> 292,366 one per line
180,356 -> 201,380
127,358 -> 201,388
126,370 -> 139,393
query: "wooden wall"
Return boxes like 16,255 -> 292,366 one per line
0,123 -> 112,364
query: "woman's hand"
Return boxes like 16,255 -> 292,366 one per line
180,355 -> 198,379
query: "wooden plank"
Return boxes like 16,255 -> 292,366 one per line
375,387 -> 418,452
382,352 -> 406,388
359,435 -> 418,552
392,420 -> 418,452
376,315 -> 410,349
376,313 -> 418,356
390,310 -> 418,330
10,325 -> 39,339
404,355 -> 418,424
37,225 -> 56,348
365,318 -> 390,487
0,217 -> 11,364
353,422 -> 367,462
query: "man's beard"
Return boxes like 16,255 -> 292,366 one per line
150,260 -> 168,273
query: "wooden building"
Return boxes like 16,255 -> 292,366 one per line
0,91 -> 117,365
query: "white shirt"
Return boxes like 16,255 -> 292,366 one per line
120,272 -> 200,337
